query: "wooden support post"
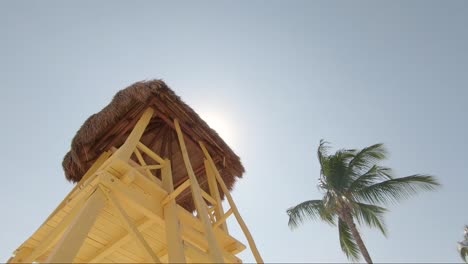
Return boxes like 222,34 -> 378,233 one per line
205,159 -> 228,233
133,147 -> 156,181
46,188 -> 107,263
114,107 -> 154,161
213,208 -> 233,230
201,189 -> 218,206
102,186 -> 162,263
174,119 -> 224,263
162,179 -> 191,205
200,142 -> 264,264
162,159 -> 186,263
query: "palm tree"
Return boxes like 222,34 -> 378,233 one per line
458,225 -> 468,263
287,140 -> 440,263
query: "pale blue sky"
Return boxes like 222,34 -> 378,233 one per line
1,1 -> 467,262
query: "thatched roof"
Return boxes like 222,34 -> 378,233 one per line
63,80 -> 244,211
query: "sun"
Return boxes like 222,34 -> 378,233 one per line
198,110 -> 236,148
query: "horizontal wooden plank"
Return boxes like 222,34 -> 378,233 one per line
176,207 -> 245,253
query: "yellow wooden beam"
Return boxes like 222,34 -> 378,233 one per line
113,147 -> 162,186
213,208 -> 233,230
114,107 -> 154,161
100,168 -> 245,253
137,141 -> 166,164
102,157 -> 167,200
36,151 -> 111,232
200,141 -> 264,264
8,247 -> 33,263
183,240 -> 242,264
86,217 -> 155,263
99,172 -> 165,223
133,147 -> 156,181
102,186 -> 162,263
99,174 -> 243,262
174,119 -> 225,263
15,175 -> 102,262
205,159 -> 228,232
22,193 -> 89,263
162,160 -> 186,263
46,188 -> 107,263
141,164 -> 164,170
208,206 -> 216,223
201,189 -> 218,206
162,179 -> 191,205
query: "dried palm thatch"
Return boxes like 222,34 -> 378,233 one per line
62,80 -> 245,212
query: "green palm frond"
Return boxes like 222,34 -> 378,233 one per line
338,218 -> 360,261
355,174 -> 440,205
287,200 -> 336,229
352,203 -> 388,236
348,165 -> 393,192
317,139 -> 330,170
348,143 -> 387,175
460,247 -> 467,263
324,154 -> 352,191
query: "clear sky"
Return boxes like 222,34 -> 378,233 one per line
1,1 -> 467,262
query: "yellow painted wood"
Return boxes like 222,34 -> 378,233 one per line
23,193 -> 89,262
183,240 -> 242,264
162,159 -> 186,263
86,218 -> 154,263
141,164 -> 164,170
121,169 -> 136,184
176,207 -> 245,254
137,141 -> 165,164
29,151 -> 111,246
99,173 -> 165,224
200,141 -> 264,264
201,189 -> 218,206
114,107 -> 154,161
205,159 -> 228,232
46,188 -> 107,263
213,209 -> 233,230
102,187 -> 162,263
183,241 -> 211,263
21,176 -> 101,262
117,157 -> 162,188
101,170 -> 242,256
110,146 -> 161,186
174,119 -> 225,263
8,247 -> 33,263
10,125 -> 253,264
208,206 -> 216,214
208,206 -> 216,223
133,147 -> 156,181
162,179 -> 191,205
101,158 -> 167,199
129,166 -> 166,198
79,151 -> 113,186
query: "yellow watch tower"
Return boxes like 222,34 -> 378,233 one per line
8,80 -> 263,263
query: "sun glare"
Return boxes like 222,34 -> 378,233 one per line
199,110 -> 237,148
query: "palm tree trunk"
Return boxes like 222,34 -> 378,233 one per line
340,209 -> 373,264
